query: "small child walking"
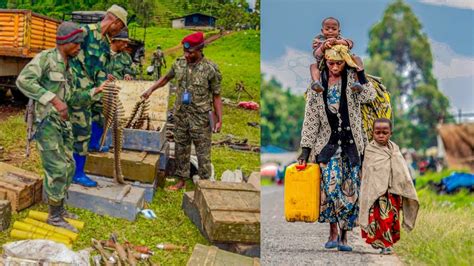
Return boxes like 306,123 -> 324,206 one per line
359,118 -> 419,254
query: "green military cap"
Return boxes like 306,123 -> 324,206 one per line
107,4 -> 128,26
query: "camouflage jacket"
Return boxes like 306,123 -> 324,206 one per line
69,22 -> 110,108
109,51 -> 135,80
168,56 -> 221,113
16,48 -> 82,122
152,49 -> 166,67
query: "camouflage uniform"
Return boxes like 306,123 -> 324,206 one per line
168,57 -> 221,179
69,22 -> 110,155
152,49 -> 166,80
16,48 -> 78,204
109,51 -> 135,80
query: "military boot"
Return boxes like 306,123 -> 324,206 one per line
47,204 -> 78,233
59,200 -> 79,220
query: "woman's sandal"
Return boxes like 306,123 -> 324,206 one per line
337,243 -> 353,252
380,247 -> 393,255
324,236 -> 339,249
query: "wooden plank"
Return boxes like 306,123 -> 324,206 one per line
64,177 -> 145,221
187,244 -> 260,266
196,180 -> 258,192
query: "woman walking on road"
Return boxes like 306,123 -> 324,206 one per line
298,45 -> 376,251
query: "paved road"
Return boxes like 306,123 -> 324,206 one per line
261,185 -> 403,266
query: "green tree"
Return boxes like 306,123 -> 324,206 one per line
368,0 -> 436,94
367,0 -> 451,150
261,76 -> 305,151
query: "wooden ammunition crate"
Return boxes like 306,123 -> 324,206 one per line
194,180 -> 260,244
104,80 -> 169,153
85,150 -> 163,184
187,244 -> 260,266
0,162 -> 42,212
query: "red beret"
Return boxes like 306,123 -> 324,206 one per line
182,32 -> 204,51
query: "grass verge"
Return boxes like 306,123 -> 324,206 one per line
395,170 -> 474,265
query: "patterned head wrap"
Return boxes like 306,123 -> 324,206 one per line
324,44 -> 358,68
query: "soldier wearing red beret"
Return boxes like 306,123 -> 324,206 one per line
142,32 -> 223,190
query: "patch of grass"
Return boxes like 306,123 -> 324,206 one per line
132,29 -> 260,103
212,146 -> 260,180
212,105 -> 260,146
395,170 -> 474,265
205,30 -> 260,102
0,115 -> 42,174
261,178 -> 273,186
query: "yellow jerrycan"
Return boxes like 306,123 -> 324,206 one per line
284,163 -> 320,222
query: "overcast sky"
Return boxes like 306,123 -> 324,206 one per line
261,0 -> 474,114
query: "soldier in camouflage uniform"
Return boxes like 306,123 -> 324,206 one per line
151,45 -> 166,80
15,22 -> 105,232
142,32 -> 223,190
68,4 -> 127,187
109,29 -> 134,80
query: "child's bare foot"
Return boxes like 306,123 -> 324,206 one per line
311,81 -> 324,93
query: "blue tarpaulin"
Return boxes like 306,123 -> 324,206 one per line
441,172 -> 474,193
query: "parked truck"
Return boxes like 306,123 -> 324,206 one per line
0,9 -> 61,102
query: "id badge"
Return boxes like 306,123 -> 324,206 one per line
182,90 -> 191,105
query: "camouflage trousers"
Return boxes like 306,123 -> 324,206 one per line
70,99 -> 104,156
70,106 -> 91,156
35,114 -> 75,205
91,99 -> 104,125
154,65 -> 162,80
174,110 -> 212,179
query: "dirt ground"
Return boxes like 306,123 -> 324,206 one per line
0,104 -> 24,121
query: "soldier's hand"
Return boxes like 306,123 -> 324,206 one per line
124,74 -> 133,81
213,120 -> 222,133
94,80 -> 110,95
51,97 -> 68,121
107,74 -> 117,82
141,88 -> 153,99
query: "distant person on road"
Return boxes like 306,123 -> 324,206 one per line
359,118 -> 419,255
298,45 -> 376,251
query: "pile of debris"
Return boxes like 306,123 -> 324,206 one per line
91,233 -> 155,265
213,135 -> 260,153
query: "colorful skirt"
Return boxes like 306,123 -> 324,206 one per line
319,154 -> 360,230
361,192 -> 402,249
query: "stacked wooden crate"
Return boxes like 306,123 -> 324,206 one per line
183,180 -> 260,257
0,162 -> 42,212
